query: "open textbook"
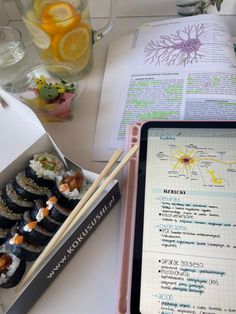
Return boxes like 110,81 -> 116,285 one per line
93,14 -> 236,161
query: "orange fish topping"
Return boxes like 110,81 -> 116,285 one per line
48,196 -> 58,204
59,183 -> 70,192
10,234 -> 24,245
0,254 -> 11,271
42,206 -> 49,217
60,171 -> 84,191
26,221 -> 38,230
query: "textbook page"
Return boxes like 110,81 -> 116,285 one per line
140,127 -> 236,314
92,35 -> 133,161
109,14 -> 236,149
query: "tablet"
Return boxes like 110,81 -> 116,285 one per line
130,121 -> 236,314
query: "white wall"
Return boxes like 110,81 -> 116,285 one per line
91,0 -> 236,18
2,0 -> 236,21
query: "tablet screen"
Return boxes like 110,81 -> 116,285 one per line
131,121 -> 236,314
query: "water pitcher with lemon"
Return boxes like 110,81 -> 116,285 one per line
15,0 -> 116,77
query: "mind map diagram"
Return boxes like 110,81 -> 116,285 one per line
144,23 -> 206,67
156,144 -> 236,188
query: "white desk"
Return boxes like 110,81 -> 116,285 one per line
8,16 -> 157,314
7,13 -> 236,314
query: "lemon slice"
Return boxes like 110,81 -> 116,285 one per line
54,24 -> 91,61
24,20 -> 51,49
74,47 -> 92,72
34,0 -> 56,17
42,2 -> 77,22
25,9 -> 38,22
41,2 -> 81,35
34,0 -> 81,17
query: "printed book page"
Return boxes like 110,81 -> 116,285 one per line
92,35 -> 133,161
107,14 -> 236,149
140,127 -> 236,314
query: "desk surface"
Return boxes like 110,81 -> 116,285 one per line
7,14 -> 236,314
8,16 -> 154,314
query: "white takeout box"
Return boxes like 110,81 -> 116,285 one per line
0,90 -> 120,314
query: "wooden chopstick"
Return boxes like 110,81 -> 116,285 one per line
53,148 -> 123,246
58,144 -> 138,243
0,95 -> 9,108
17,145 -> 138,291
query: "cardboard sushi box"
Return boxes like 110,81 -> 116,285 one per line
0,90 -> 120,314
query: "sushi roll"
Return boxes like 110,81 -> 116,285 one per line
31,200 -> 62,232
0,192 -> 22,228
25,152 -> 65,187
18,211 -> 54,246
51,170 -> 89,210
6,226 -> 44,261
49,201 -> 70,223
2,181 -> 34,214
0,244 -> 26,288
13,171 -> 49,201
46,194 -> 70,222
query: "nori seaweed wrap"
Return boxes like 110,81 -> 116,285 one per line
46,192 -> 70,222
2,181 -> 34,214
0,193 -> 22,228
31,200 -> 62,232
0,244 -> 26,288
49,202 -> 70,223
25,152 -> 65,187
18,211 -> 54,246
13,171 -> 49,201
51,170 -> 89,210
6,226 -> 44,261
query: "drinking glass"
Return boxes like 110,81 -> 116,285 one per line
0,26 -> 26,85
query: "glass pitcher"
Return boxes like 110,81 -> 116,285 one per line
14,0 -> 116,77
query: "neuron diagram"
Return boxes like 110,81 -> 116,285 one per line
144,24 -> 206,66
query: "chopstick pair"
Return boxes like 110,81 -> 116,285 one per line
17,144 -> 139,291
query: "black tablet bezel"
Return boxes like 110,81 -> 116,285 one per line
130,120 -> 236,314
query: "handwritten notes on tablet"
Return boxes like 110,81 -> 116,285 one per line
140,128 -> 236,313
